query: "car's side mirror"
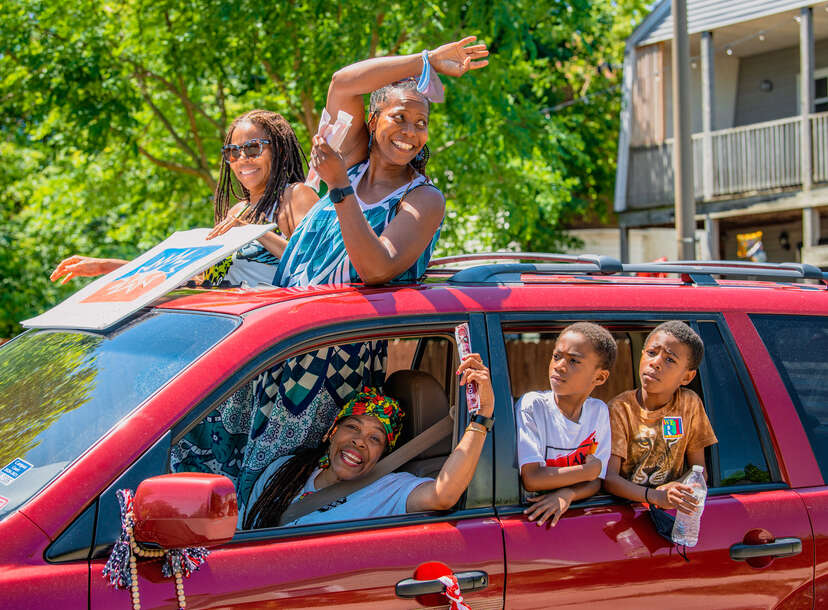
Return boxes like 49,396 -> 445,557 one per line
132,473 -> 237,549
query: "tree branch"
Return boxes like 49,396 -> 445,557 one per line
136,77 -> 200,165
369,13 -> 385,58
216,76 -> 227,141
261,58 -> 289,99
126,58 -> 223,134
435,133 -> 473,154
300,90 -> 319,137
137,145 -> 216,189
389,28 -> 409,55
177,74 -> 208,168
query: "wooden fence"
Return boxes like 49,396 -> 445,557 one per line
386,336 -> 637,405
505,337 -> 635,404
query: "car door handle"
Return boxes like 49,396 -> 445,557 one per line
395,570 -> 488,598
730,537 -> 802,560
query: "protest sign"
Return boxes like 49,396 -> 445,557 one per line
23,224 -> 276,330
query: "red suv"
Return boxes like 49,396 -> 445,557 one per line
1,254 -> 826,609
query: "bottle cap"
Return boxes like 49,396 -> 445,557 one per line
692,465 -> 704,472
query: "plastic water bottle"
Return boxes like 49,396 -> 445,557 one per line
671,465 -> 707,547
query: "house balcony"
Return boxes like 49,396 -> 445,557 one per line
614,3 -> 828,264
627,111 -> 828,207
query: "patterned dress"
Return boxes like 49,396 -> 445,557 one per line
275,161 -> 439,287
171,161 -> 443,503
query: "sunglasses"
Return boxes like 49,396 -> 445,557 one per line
222,138 -> 271,163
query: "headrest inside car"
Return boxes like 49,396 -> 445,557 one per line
385,370 -> 452,459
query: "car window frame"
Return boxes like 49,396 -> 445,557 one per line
693,319 -> 782,491
487,311 -> 783,512
168,312 -> 495,545
748,313 -> 828,482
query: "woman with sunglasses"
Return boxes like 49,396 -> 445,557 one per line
275,35 -> 489,287
50,109 -> 317,286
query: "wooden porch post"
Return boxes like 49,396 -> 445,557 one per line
672,0 -> 696,259
800,7 -> 814,192
803,208 -> 820,249
619,225 -> 630,263
701,31 -> 715,201
614,47 -> 637,214
704,215 -> 720,260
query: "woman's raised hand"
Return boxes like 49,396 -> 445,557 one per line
309,135 -> 350,189
50,256 -> 127,284
428,36 -> 489,78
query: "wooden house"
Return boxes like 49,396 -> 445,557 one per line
615,0 -> 828,265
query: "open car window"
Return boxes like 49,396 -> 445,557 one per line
171,331 -> 471,533
501,319 -> 776,502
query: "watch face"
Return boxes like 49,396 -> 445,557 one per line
472,414 -> 494,430
330,186 -> 352,203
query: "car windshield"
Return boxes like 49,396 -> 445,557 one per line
0,310 -> 238,520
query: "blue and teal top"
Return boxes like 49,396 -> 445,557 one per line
275,160 -> 442,287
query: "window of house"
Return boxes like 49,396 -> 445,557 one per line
816,72 -> 828,112
797,67 -> 828,113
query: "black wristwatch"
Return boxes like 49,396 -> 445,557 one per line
329,185 -> 354,204
470,413 -> 495,432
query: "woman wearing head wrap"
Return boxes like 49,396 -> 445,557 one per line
276,36 -> 489,287
242,354 -> 494,529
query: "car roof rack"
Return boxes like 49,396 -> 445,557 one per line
428,252 -> 623,283
426,252 -> 828,287
624,260 -> 826,286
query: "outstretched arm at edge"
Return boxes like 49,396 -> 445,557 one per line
50,256 -> 128,284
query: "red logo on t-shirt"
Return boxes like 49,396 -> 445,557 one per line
545,431 -> 598,467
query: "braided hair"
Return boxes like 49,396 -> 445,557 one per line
213,109 -> 307,225
368,79 -> 431,177
243,443 -> 329,530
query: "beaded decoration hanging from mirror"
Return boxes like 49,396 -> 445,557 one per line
103,489 -> 209,610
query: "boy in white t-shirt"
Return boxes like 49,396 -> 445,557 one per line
516,322 -> 617,526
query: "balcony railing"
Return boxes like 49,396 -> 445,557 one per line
627,112 -> 828,208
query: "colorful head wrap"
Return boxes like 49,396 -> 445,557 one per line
333,387 -> 405,451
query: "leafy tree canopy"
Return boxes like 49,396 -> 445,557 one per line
0,0 -> 646,336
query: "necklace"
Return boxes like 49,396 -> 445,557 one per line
103,489 -> 209,610
124,511 -> 187,610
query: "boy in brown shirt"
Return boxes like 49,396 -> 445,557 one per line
604,321 -> 717,513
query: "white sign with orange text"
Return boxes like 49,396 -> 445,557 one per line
23,224 -> 276,331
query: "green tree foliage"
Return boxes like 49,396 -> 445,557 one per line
0,0 -> 646,337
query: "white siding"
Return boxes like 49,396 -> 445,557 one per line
734,40 -> 828,125
638,0 -> 816,47
660,43 -> 739,138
